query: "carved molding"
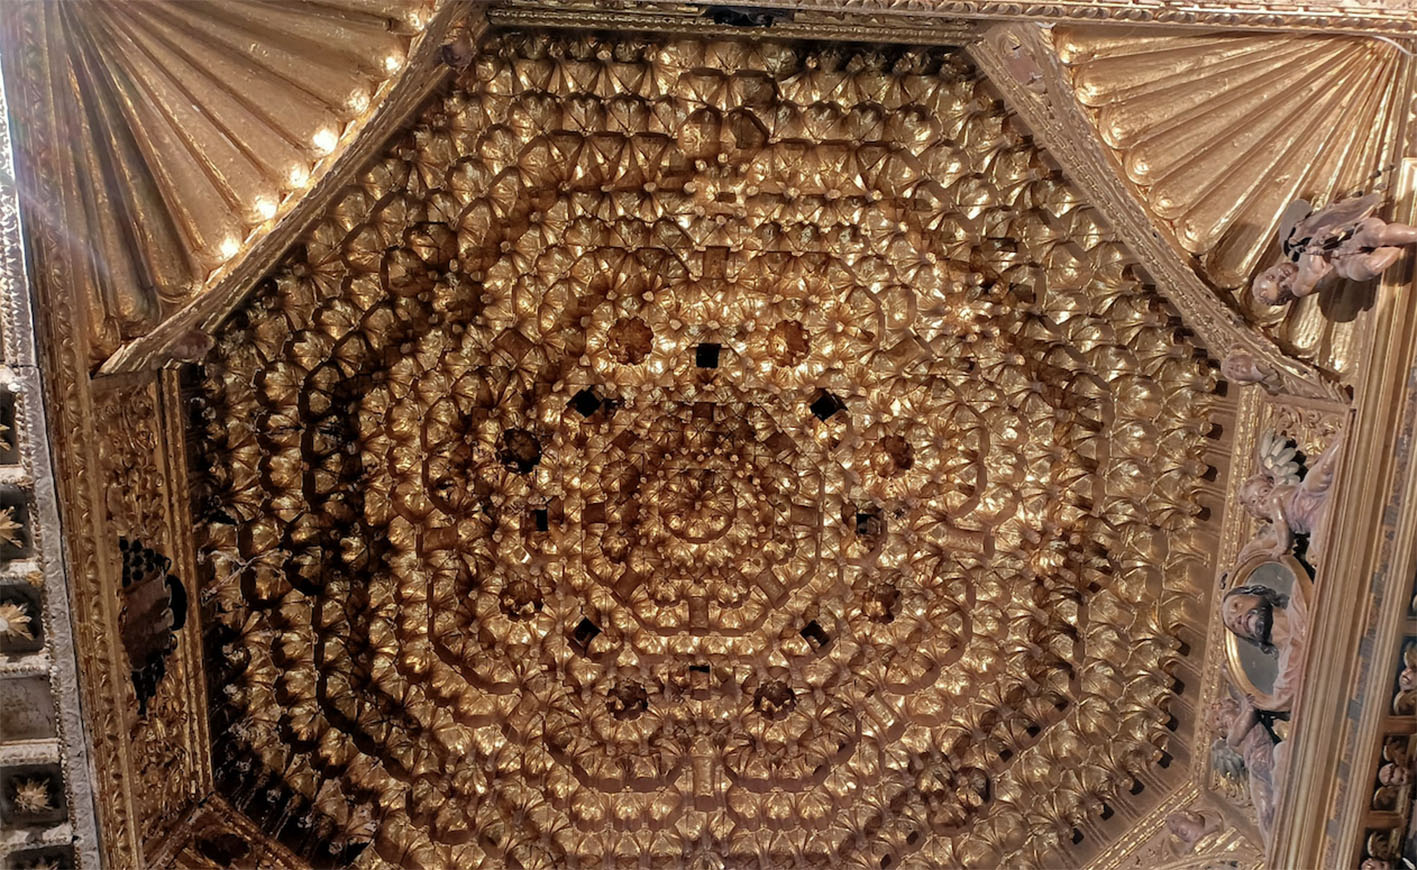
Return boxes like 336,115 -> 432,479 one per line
1271,158 -> 1417,869
487,0 -> 983,44
1191,385 -> 1272,841
0,34 -> 101,870
618,0 -> 1417,35
87,376 -> 209,859
2,7 -> 211,857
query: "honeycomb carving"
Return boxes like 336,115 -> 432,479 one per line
194,33 -> 1215,868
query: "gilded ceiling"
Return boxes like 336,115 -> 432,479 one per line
190,32 -> 1218,869
11,1 -> 1417,868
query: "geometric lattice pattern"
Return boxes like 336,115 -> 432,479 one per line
194,33 -> 1216,869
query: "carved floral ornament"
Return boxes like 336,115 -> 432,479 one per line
187,32 -> 1222,868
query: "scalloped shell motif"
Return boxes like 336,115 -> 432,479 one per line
1054,28 -> 1409,379
38,0 -> 438,363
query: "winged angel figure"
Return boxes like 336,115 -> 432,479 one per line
1252,193 -> 1417,306
1208,686 -> 1289,844
1238,430 -> 1343,563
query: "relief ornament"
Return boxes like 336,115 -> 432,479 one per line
1209,690 -> 1290,844
1252,193 -> 1417,307
1238,429 -> 1342,564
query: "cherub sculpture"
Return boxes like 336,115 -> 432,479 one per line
1164,810 -> 1221,856
1253,193 -> 1417,306
1220,349 -> 1282,393
1209,691 -> 1288,843
1238,430 -> 1343,563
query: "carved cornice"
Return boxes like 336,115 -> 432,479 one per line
0,38 -> 101,870
1,7 -> 229,864
1271,158 -> 1417,869
969,23 -> 1348,402
487,0 -> 982,44
620,0 -> 1417,36
1185,384 -> 1277,850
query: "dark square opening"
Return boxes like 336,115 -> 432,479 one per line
0,583 -> 43,654
810,390 -> 845,421
856,510 -> 883,537
799,620 -> 830,650
0,391 -> 17,465
696,343 -> 721,368
532,508 -> 549,532
570,389 -> 602,417
572,617 -> 600,650
0,764 -> 67,826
